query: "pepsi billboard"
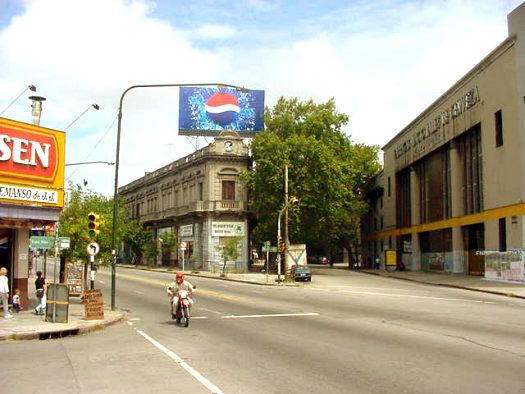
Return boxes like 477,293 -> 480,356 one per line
179,87 -> 264,137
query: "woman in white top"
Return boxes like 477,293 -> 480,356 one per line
0,267 -> 12,318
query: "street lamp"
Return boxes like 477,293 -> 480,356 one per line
110,82 -> 248,310
0,84 -> 36,116
65,161 -> 115,166
64,103 -> 100,131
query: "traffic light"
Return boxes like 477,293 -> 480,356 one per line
291,197 -> 299,211
87,211 -> 100,239
278,236 -> 285,252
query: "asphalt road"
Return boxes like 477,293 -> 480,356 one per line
2,266 -> 525,394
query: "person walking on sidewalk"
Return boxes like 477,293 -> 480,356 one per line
11,289 -> 21,313
0,267 -> 12,318
35,271 -> 46,316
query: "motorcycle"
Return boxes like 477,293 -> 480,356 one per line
171,288 -> 193,327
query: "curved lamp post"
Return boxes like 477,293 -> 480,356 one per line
110,83 -> 247,310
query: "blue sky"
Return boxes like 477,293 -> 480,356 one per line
0,0 -> 522,196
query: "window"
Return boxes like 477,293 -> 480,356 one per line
388,177 -> 391,197
198,183 -> 203,201
459,124 -> 483,215
499,218 -> 507,252
396,169 -> 411,228
495,110 -> 503,147
222,180 -> 235,200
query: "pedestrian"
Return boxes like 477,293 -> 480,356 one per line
0,267 -> 12,318
35,270 -> 46,316
11,288 -> 21,313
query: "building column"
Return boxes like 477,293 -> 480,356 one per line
450,141 -> 465,273
410,165 -> 421,270
13,229 -> 30,310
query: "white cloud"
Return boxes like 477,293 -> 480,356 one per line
0,0 -> 521,196
195,24 -> 236,39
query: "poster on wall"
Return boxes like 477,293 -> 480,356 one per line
484,250 -> 525,283
179,87 -> 264,137
212,222 -> 245,237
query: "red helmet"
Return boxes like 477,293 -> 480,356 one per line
176,272 -> 184,281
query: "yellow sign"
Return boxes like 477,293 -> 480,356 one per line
0,118 -> 65,207
385,250 -> 397,266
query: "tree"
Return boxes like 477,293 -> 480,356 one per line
242,97 -> 381,262
217,236 -> 243,276
58,182 -> 154,265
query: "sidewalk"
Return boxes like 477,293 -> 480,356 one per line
2,264 -> 524,341
356,267 -> 525,299
0,296 -> 125,341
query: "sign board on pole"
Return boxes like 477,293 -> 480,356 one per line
30,236 -> 55,249
87,242 -> 100,256
180,241 -> 187,250
262,245 -> 277,252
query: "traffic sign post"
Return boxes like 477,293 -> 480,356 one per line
180,241 -> 187,272
30,236 -> 70,250
86,242 -> 100,290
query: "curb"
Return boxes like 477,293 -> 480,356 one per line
0,310 -> 126,342
357,270 -> 525,300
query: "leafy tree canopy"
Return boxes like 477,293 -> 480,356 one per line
243,97 -> 381,257
58,183 -> 155,264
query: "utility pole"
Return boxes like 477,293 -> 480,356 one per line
284,165 -> 289,276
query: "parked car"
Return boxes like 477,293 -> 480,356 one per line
292,265 -> 312,282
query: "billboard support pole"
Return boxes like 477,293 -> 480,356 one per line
110,83 -> 247,311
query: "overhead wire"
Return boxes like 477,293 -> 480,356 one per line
65,113 -> 118,183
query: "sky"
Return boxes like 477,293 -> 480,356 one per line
0,0 -> 523,197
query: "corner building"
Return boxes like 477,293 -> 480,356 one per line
363,3 -> 525,275
119,130 -> 250,271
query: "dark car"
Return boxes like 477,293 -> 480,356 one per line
292,265 -> 312,282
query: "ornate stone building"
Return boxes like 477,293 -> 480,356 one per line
119,130 -> 251,272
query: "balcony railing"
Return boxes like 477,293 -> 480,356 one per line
138,200 -> 246,222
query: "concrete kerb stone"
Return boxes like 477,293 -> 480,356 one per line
357,270 -> 525,300
0,308 -> 126,342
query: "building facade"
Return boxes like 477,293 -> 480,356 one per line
0,117 -> 65,308
363,3 -> 525,278
119,130 -> 251,272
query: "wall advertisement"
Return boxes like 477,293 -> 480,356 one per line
211,222 -> 245,237
0,118 -> 65,208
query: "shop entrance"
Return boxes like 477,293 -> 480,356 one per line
465,223 -> 485,276
0,228 -> 14,291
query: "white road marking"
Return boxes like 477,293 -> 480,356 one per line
137,330 -> 224,394
199,307 -> 225,315
222,312 -> 319,319
134,290 -> 145,295
339,290 -> 497,303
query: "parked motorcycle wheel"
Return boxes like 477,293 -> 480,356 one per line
182,305 -> 190,327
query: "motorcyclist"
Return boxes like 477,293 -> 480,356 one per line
167,272 -> 195,318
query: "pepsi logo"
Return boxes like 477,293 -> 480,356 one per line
205,92 -> 240,126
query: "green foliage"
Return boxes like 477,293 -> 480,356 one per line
242,97 -> 381,255
217,236 -> 242,274
159,232 -> 177,253
58,182 -> 154,265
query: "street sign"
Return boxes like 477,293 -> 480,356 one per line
180,241 -> 187,250
262,245 -> 277,252
58,237 -> 70,249
30,236 -> 55,249
87,242 -> 100,256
